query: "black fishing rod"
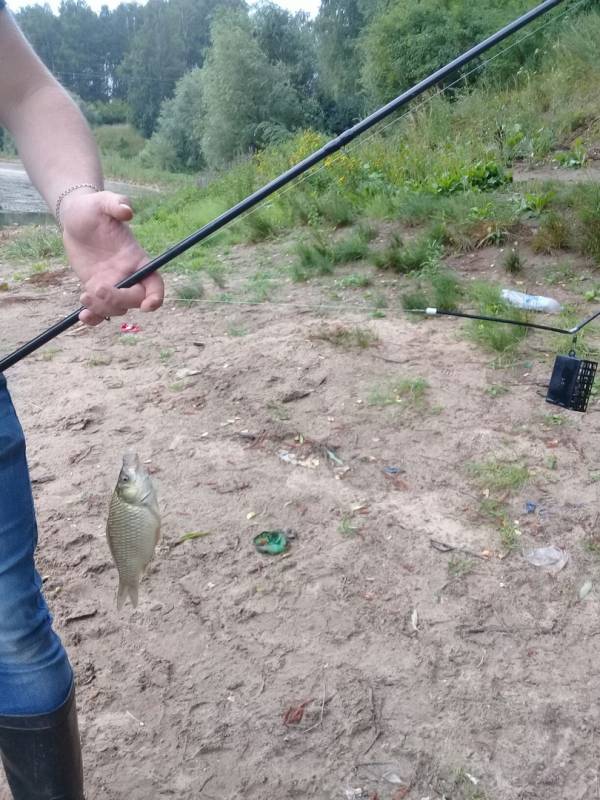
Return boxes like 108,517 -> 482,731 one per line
0,0 -> 570,373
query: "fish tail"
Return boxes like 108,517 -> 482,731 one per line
116,578 -> 139,610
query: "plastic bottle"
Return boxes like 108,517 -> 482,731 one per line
501,289 -> 562,313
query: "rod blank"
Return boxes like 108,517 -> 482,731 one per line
0,0 -> 568,372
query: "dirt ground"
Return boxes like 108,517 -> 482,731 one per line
2,179 -> 600,799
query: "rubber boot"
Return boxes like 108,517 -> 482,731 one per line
0,683 -> 84,800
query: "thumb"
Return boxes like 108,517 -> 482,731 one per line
101,192 -> 134,222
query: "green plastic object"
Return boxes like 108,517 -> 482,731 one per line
253,531 -> 288,555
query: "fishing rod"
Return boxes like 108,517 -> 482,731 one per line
0,0 -> 572,373
410,305 -> 599,412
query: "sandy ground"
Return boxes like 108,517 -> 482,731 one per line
2,186 -> 600,799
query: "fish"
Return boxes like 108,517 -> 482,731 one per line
106,452 -> 161,609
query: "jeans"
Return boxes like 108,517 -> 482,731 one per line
0,374 -> 72,715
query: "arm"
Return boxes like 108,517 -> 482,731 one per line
0,7 -> 163,324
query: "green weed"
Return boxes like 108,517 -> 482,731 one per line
368,377 -> 428,408
448,556 -> 475,578
86,353 -> 112,366
311,324 -> 379,349
243,211 -> 278,242
338,514 -> 360,536
554,138 -> 587,168
205,263 -> 228,288
316,191 -> 356,227
339,273 -> 372,289
374,234 -> 440,274
532,212 -> 571,253
503,248 -> 524,274
486,384 -> 510,398
5,228 -> 63,261
467,282 -> 529,353
227,324 -> 248,337
247,269 -> 276,303
467,460 -> 529,494
176,281 -> 204,306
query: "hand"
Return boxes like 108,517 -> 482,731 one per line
60,189 -> 164,326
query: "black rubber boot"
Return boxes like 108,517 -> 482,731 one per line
0,683 -> 84,800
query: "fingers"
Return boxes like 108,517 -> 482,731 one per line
78,308 -> 106,326
80,283 -> 145,319
100,192 -> 134,222
139,272 -> 165,312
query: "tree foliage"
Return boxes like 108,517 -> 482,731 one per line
141,69 -> 205,171
11,0 -> 597,171
200,11 -> 302,166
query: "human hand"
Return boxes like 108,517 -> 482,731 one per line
60,189 -> 164,326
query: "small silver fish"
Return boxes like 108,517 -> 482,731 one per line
106,452 -> 161,609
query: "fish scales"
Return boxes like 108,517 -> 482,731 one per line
106,452 -> 160,609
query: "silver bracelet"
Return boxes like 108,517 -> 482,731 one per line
55,183 -> 101,231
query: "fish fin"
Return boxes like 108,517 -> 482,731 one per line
116,579 -> 139,610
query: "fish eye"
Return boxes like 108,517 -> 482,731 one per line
122,476 -> 129,482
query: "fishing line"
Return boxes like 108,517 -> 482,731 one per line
0,0 -> 581,373
213,0 -> 589,235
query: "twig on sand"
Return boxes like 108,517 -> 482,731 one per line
198,774 -> 215,794
363,686 -> 382,755
303,681 -> 327,733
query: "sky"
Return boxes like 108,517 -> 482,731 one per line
7,0 -> 321,17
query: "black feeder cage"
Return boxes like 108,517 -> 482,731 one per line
546,350 -> 597,413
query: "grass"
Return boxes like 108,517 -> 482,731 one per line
532,212 -> 571,253
176,281 -> 204,306
311,324 -> 379,349
4,228 -> 63,261
291,226 -> 374,282
338,514 -> 360,536
205,263 -> 228,288
485,384 -> 510,398
368,377 -> 428,408
339,273 -> 372,289
466,282 -> 529,353
242,211 -> 278,242
108,8 -> 600,264
86,353 -> 112,366
448,556 -> 475,578
503,247 -> 524,274
467,460 -> 529,494
315,191 -> 356,227
39,347 -> 61,362
373,234 -> 440,274
246,269 -> 276,303
583,534 -> 600,557
227,324 -> 248,337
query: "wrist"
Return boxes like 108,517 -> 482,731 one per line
55,183 -> 102,231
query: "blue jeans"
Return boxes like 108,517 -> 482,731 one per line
0,374 -> 72,716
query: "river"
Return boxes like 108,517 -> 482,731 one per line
0,159 -> 149,226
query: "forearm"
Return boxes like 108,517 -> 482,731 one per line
0,8 -> 103,216
5,84 -> 104,214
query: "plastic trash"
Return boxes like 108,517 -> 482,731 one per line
120,322 -> 141,333
579,580 -> 593,600
524,545 -> 568,572
525,501 -> 537,514
501,289 -> 562,313
253,530 -> 288,555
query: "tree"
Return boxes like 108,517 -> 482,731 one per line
141,68 -> 205,171
200,10 -> 302,166
16,4 -> 61,73
359,0 -> 543,107
120,0 -> 245,136
252,1 -> 323,128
